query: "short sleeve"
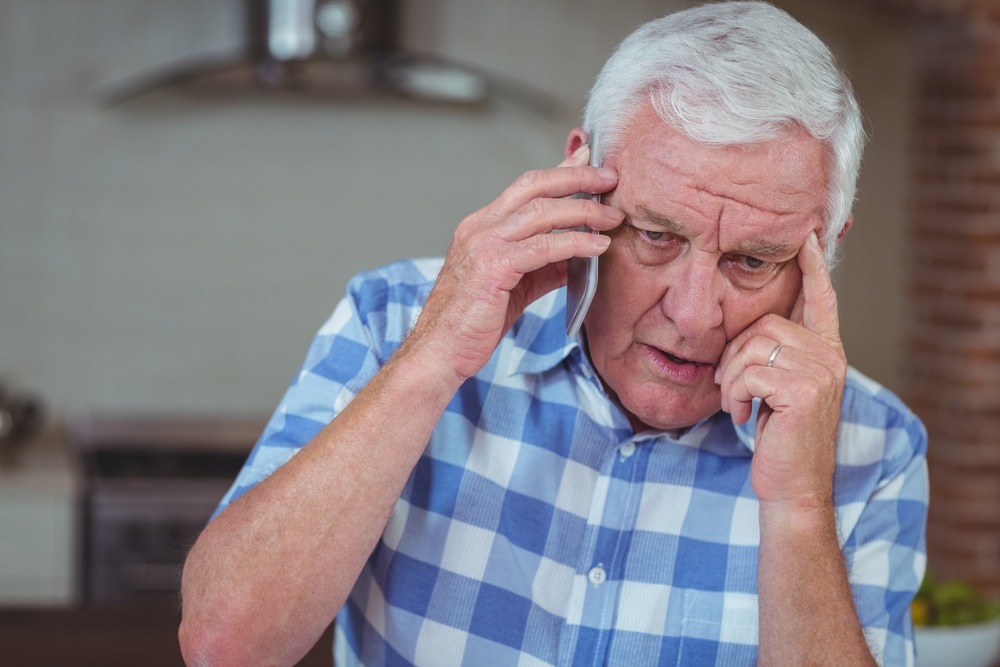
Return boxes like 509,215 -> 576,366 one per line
212,259 -> 442,517
841,395 -> 929,667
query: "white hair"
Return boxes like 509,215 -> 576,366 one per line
582,1 -> 865,266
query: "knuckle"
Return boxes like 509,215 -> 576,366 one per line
524,197 -> 549,219
758,312 -> 785,329
801,382 -> 822,402
481,197 -> 508,221
453,216 -> 476,243
812,358 -> 844,393
516,168 -> 544,191
745,314 -> 781,339
523,231 -> 553,258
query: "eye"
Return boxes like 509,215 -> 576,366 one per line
723,254 -> 771,273
622,222 -> 684,266
720,253 -> 782,290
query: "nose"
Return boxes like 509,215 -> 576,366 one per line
660,254 -> 724,338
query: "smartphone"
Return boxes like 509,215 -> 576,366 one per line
565,144 -> 602,337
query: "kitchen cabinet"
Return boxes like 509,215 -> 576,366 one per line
0,428 -> 80,606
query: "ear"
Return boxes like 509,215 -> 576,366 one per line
837,214 -> 853,242
565,128 -> 589,160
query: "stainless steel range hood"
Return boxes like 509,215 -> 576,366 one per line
100,0 -> 564,116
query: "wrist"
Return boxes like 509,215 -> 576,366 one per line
759,494 -> 836,540
387,328 -> 470,401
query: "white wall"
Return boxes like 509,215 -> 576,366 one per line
0,0 -> 914,420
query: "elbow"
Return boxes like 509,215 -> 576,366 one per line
179,579 -> 289,667
177,616 -> 207,667
178,614 -> 241,667
179,606 -> 317,667
178,534 -> 249,666
178,578 -> 250,667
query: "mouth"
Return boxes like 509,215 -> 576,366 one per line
660,348 -> 715,367
645,345 -> 718,382
663,351 -> 698,365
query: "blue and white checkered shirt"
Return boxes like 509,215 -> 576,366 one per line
216,259 -> 928,667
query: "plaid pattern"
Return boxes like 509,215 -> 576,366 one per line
216,259 -> 928,667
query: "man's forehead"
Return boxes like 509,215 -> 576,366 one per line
634,202 -> 810,257
610,115 -> 829,255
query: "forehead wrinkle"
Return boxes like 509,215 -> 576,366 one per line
720,213 -> 799,258
634,203 -> 721,245
711,190 -> 808,258
636,203 -> 797,258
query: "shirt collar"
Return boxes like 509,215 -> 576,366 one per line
506,289 -> 582,376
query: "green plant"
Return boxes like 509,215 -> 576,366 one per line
912,573 -> 1000,627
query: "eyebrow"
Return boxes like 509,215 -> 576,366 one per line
636,204 -> 796,259
637,205 -> 683,233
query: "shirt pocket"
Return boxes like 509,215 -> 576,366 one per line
678,589 -> 759,666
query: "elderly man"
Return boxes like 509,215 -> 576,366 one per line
179,2 -> 928,666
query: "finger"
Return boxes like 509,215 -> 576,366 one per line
726,364 -> 791,426
724,383 -> 756,425
716,334 -> 780,409
503,228 -> 611,280
497,196 -> 623,241
722,341 -> 802,423
488,163 -> 618,220
796,231 -> 840,338
715,315 -> 786,384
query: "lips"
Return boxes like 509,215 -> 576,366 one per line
659,348 -> 715,367
644,345 -> 717,383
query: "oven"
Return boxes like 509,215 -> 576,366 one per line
69,416 -> 264,604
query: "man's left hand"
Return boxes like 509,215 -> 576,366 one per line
715,231 -> 846,508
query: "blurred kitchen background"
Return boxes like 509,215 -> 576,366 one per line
0,0 -> 997,665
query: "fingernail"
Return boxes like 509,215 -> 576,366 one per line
808,231 -> 821,248
603,205 -> 623,220
572,144 -> 589,158
596,167 -> 617,179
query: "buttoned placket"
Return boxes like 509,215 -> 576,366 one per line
551,345 -> 669,664
557,433 -> 648,666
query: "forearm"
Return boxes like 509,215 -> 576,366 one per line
757,501 -> 877,667
179,340 -> 462,667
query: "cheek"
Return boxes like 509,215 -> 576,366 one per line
586,273 -> 625,343
594,245 -> 657,315
586,251 -> 645,342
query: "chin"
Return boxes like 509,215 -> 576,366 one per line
623,393 -> 722,433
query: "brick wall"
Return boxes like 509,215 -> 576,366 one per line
886,0 -> 1000,21
897,2 -> 1000,595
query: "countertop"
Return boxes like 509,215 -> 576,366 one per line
0,424 -> 80,606
0,425 -> 80,497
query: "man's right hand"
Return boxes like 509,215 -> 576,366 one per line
409,145 -> 622,383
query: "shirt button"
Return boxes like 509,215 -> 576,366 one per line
588,565 -> 607,586
619,442 -> 636,459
